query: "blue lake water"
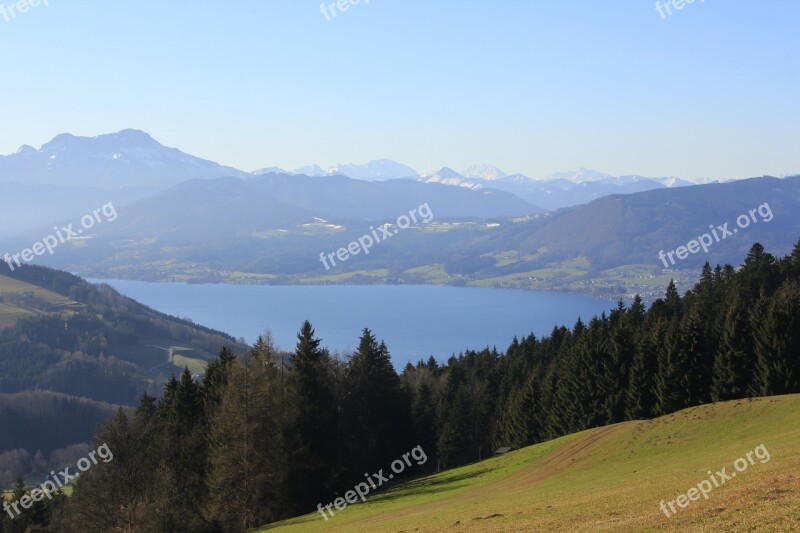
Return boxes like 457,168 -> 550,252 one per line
91,281 -> 616,368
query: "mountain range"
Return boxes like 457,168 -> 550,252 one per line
0,130 -> 718,226
3,130 -> 798,301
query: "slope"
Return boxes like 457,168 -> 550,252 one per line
259,395 -> 800,532
0,264 -> 246,405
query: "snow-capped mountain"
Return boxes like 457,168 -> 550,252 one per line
653,176 -> 694,187
0,129 -> 249,188
288,160 -> 418,180
292,164 -> 327,176
418,167 -> 479,189
543,169 -> 697,188
0,129 -> 708,218
547,168 -> 617,183
327,159 -> 418,180
462,164 -> 508,181
253,166 -> 288,176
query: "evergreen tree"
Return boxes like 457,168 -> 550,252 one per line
625,308 -> 658,420
157,368 -> 208,530
711,299 -> 754,401
751,281 -> 800,395
341,330 -> 411,475
654,318 -> 683,415
676,311 -> 712,406
411,381 -> 438,469
285,321 -> 337,513
601,302 -> 634,423
201,346 -> 236,413
496,372 -> 542,448
207,353 -> 288,531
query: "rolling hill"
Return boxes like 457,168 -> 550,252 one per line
0,263 -> 246,405
0,263 -> 247,489
258,395 -> 800,532
19,175 -> 800,301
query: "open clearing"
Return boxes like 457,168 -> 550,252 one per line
259,395 -> 800,532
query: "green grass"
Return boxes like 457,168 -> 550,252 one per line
403,264 -> 451,283
258,395 -> 800,532
297,269 -> 391,284
172,353 -> 208,374
0,274 -> 82,328
468,266 -> 588,290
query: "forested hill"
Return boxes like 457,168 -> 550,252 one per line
0,262 -> 245,406
43,240 -> 800,532
0,263 -> 246,489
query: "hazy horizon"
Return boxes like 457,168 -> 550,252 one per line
1,1 -> 798,180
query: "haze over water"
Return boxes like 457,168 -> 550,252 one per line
94,280 -> 616,367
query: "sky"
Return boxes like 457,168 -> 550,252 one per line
0,0 -> 798,180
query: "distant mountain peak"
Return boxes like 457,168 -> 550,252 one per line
253,166 -> 288,176
430,167 -> 464,179
108,128 -> 154,140
0,129 -> 249,188
462,164 -> 507,181
418,167 -> 478,189
288,160 -> 418,181
15,144 -> 37,156
326,160 -> 418,180
548,168 -> 616,183
292,164 -> 327,177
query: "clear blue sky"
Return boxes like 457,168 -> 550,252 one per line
1,0 -> 798,179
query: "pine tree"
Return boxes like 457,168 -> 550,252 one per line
711,299 -> 754,401
285,321 -> 337,513
411,381 -> 438,470
552,327 -> 604,433
601,302 -> 633,423
654,318 -> 683,415
156,368 -> 208,530
497,373 -> 542,448
751,281 -> 800,395
5,476 -> 29,533
341,330 -> 411,476
625,328 -> 657,419
664,280 -> 683,319
738,243 -> 780,303
676,311 -> 712,406
202,346 -> 236,413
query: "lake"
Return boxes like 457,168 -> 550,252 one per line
91,281 -> 616,368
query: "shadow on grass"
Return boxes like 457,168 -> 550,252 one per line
257,468 -> 494,531
377,468 -> 493,502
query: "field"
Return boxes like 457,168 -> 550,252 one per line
0,274 -> 82,328
259,395 -> 800,532
0,274 -> 214,376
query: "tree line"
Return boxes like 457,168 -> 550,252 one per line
2,240 -> 799,533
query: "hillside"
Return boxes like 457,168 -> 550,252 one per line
0,263 -> 246,405
0,264 -> 247,489
259,395 -> 800,532
24,175 -> 800,301
26,241 -> 800,531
